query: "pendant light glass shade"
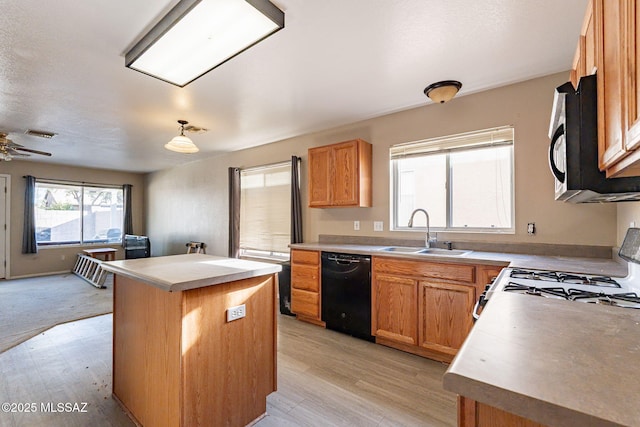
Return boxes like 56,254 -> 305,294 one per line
165,120 -> 199,153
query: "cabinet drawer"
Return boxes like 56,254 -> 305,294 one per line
291,250 -> 319,265
372,257 -> 475,284
291,264 -> 319,292
291,289 -> 319,318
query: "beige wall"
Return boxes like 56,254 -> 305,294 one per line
617,203 -> 640,245
146,72 -> 618,257
2,160 -> 145,278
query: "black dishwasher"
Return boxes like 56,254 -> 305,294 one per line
321,252 -> 373,342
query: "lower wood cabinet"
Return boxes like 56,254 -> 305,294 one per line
372,274 -> 418,345
418,280 -> 475,357
290,249 -> 324,326
459,396 -> 547,427
372,256 -> 506,363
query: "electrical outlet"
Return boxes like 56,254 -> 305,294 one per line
631,221 -> 636,228
354,220 -> 360,231
374,221 -> 383,232
226,304 -> 246,322
527,223 -> 536,235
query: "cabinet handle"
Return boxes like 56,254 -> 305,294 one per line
549,124 -> 566,183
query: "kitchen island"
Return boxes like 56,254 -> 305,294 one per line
443,291 -> 640,427
102,254 -> 282,427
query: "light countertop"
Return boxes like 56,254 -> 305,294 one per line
289,243 -> 628,277
443,292 -> 640,427
102,254 -> 282,292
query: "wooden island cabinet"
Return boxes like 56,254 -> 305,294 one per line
103,254 -> 281,427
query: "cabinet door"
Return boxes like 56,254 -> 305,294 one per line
291,264 -> 319,292
291,288 -> 320,318
418,280 -> 475,356
372,274 -> 417,345
596,0 -> 628,171
625,1 -> 640,151
308,146 -> 332,207
331,140 -> 359,206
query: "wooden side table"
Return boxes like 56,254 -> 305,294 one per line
82,248 -> 118,262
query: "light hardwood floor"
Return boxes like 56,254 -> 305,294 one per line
0,314 -> 456,427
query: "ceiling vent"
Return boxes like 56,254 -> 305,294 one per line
24,129 -> 57,139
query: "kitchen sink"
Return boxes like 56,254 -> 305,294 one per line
419,248 -> 470,256
377,247 -> 470,256
377,246 -> 425,253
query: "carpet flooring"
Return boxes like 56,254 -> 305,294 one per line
0,273 -> 113,353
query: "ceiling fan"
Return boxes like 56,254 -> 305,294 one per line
0,133 -> 52,161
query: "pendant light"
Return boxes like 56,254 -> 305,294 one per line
165,120 -> 199,153
424,80 -> 462,104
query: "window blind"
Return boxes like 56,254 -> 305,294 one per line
240,162 -> 291,254
390,126 -> 514,159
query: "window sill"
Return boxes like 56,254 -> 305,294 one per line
37,242 -> 122,250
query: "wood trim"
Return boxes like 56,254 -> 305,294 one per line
373,256 -> 475,283
458,396 -> 477,427
375,336 -> 453,363
295,314 -> 326,327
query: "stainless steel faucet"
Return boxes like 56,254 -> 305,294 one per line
408,208 -> 437,248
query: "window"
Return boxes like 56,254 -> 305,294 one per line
391,126 -> 514,232
240,162 -> 291,260
35,181 -> 124,245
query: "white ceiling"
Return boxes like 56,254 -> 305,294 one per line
0,0 -> 588,173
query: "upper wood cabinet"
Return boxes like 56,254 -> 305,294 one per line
587,0 -> 640,177
308,139 -> 372,208
596,0 -> 627,172
571,0 -> 596,88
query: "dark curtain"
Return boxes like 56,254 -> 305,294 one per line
228,167 -> 241,258
291,156 -> 303,243
123,184 -> 133,241
22,175 -> 37,254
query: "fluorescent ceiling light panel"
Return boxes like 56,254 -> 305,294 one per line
126,0 -> 284,87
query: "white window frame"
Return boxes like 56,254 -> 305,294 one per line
390,126 -> 515,233
239,161 -> 292,262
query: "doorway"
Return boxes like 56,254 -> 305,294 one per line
0,175 -> 9,279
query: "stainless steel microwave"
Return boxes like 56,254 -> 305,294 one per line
548,74 -> 640,203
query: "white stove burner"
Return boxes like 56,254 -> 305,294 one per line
483,262 -> 640,310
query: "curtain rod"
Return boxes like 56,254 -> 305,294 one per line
240,157 -> 299,172
23,176 -> 132,188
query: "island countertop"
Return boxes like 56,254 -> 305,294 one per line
102,253 -> 282,292
443,292 -> 640,427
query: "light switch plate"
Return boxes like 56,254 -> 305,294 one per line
226,304 -> 246,322
374,221 -> 383,232
354,220 -> 360,231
